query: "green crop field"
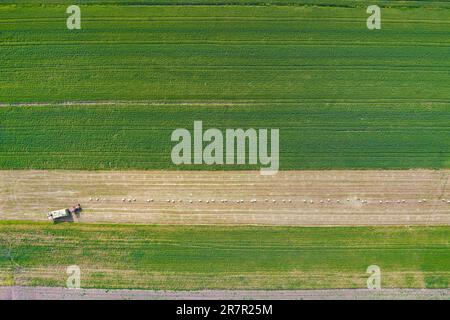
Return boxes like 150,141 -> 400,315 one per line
1,1 -> 450,170
0,222 -> 448,290
1,2 -> 450,103
0,103 -> 449,169
1,1 -> 449,170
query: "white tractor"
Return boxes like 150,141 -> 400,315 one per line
47,204 -> 82,222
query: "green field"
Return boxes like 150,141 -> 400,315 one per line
3,1 -> 450,7
0,103 -> 449,169
0,222 -> 448,290
1,1 -> 449,170
1,3 -> 450,103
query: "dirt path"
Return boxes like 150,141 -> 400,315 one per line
0,286 -> 448,300
0,170 -> 449,226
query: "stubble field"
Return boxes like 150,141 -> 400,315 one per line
0,170 -> 449,225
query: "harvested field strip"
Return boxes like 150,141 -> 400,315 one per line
0,104 -> 449,170
0,170 -> 449,225
0,222 -> 448,290
1,4 -> 450,103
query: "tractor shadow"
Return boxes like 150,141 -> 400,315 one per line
52,211 -> 82,224
52,214 -> 75,223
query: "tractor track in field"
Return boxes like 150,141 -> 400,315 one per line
2,99 -> 450,108
0,170 -> 449,226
